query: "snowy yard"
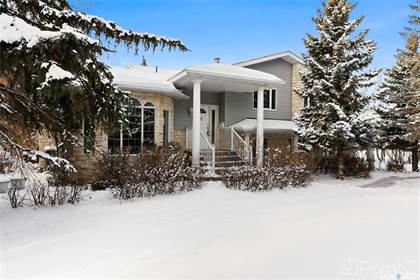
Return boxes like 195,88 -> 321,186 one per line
0,172 -> 419,280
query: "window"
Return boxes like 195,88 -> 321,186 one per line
253,89 -> 276,110
163,110 -> 169,146
108,98 -> 155,154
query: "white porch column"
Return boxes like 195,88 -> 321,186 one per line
192,79 -> 202,166
256,87 -> 264,167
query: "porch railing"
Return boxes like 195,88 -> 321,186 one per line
230,128 -> 253,165
200,131 -> 215,173
187,127 -> 252,167
185,128 -> 215,172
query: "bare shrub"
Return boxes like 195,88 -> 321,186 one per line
95,145 -> 202,200
222,148 -> 313,191
28,183 -> 50,207
7,186 -> 25,208
48,165 -> 83,205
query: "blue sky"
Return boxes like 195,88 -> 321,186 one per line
72,0 -> 413,70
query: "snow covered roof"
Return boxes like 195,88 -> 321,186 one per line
110,66 -> 188,99
169,63 -> 285,89
230,119 -> 298,133
234,51 -> 303,67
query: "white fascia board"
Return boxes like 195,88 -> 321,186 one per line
234,51 -> 304,67
185,69 -> 285,88
167,70 -> 188,83
116,84 -> 189,100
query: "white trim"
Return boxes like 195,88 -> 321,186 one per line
192,79 -> 202,166
256,87 -> 265,167
168,66 -> 285,88
234,51 -> 304,67
116,84 -> 188,100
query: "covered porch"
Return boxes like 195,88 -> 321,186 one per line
169,63 -> 285,170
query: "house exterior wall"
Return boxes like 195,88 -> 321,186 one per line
37,91 -> 175,182
173,58 -> 303,130
173,91 -> 222,130
222,91 -> 290,126
244,58 -> 293,120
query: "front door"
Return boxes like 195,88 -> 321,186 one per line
200,105 -> 219,148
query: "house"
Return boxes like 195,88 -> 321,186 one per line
38,51 -> 305,178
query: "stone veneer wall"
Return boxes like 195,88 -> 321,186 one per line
291,63 -> 304,119
246,132 -> 296,150
37,91 -> 175,182
172,129 -> 186,149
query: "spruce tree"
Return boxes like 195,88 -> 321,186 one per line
376,1 -> 419,172
296,0 -> 378,179
0,0 -> 186,162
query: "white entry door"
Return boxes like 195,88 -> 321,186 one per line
200,104 -> 219,149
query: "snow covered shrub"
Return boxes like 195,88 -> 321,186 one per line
5,161 -> 83,208
94,153 -> 133,191
48,166 -> 84,205
95,145 -> 202,200
133,145 -> 202,195
222,148 -> 312,191
28,182 -> 49,207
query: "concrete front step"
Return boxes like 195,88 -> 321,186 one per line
200,150 -> 237,156
200,150 -> 247,175
201,161 -> 245,167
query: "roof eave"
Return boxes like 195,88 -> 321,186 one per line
234,51 -> 304,67
115,84 -> 189,100
170,69 -> 285,88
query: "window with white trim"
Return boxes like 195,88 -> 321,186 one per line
253,89 -> 277,110
108,98 -> 155,154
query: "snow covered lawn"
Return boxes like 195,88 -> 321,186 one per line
0,172 -> 419,279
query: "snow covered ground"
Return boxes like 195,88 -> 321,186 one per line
0,172 -> 419,280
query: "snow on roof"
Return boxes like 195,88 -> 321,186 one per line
230,119 -> 298,132
110,66 -> 187,99
234,51 -> 303,67
170,63 -> 285,86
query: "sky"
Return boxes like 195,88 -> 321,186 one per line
70,0 -> 413,70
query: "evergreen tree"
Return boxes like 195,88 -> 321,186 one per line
296,0 -> 379,179
0,0 -> 186,162
376,1 -> 419,172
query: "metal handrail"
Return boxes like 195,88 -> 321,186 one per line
200,131 -> 216,173
231,128 -> 253,165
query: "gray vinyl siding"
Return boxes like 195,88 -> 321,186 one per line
222,91 -> 291,126
174,91 -> 222,129
174,58 -> 293,128
244,58 -> 292,118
